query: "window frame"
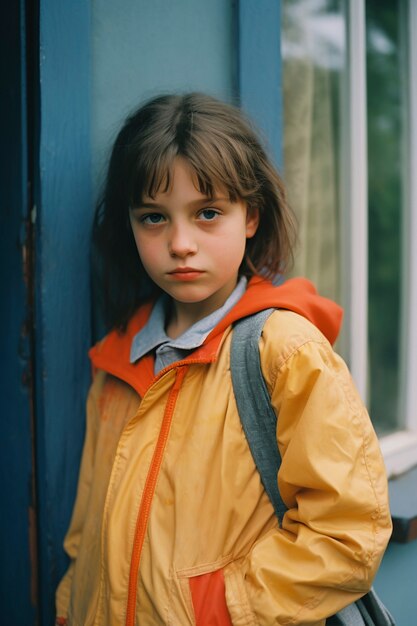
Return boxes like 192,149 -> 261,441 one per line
340,0 -> 368,403
343,0 -> 417,476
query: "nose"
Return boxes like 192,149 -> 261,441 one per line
168,222 -> 198,258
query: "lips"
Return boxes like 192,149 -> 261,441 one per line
169,267 -> 202,274
167,267 -> 204,281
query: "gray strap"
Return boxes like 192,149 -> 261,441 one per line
230,308 -> 287,523
327,590 -> 396,626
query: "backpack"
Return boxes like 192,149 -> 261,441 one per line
230,308 -> 396,626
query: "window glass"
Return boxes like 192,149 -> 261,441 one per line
366,0 -> 405,434
282,0 -> 407,436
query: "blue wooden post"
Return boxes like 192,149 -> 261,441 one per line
36,1 -> 92,623
237,0 -> 283,169
0,2 -> 37,624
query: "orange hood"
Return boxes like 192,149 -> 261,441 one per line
89,276 -> 343,397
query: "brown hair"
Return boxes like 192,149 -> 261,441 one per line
93,92 -> 297,331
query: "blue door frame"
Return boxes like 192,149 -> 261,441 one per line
35,1 -> 93,624
0,1 -> 38,624
1,2 -> 282,623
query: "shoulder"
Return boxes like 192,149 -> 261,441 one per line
259,311 -> 368,432
261,309 -> 331,364
259,309 -> 352,394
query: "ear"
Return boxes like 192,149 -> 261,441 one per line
246,207 -> 260,238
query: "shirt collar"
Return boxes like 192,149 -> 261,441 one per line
130,276 -> 247,363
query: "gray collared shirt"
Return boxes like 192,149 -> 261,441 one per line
130,277 -> 247,374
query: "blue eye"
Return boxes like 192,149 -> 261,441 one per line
200,209 -> 219,221
141,213 -> 164,224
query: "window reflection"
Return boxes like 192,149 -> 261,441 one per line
282,0 -> 345,304
282,0 -> 406,435
366,0 -> 404,434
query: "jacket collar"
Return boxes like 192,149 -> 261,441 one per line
89,276 -> 343,397
129,277 -> 247,364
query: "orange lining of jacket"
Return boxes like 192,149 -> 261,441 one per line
189,570 -> 233,626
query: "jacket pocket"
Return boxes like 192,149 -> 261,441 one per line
223,560 -> 257,626
176,558 -> 256,626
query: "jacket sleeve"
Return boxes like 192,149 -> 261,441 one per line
55,372 -> 103,623
224,314 -> 392,625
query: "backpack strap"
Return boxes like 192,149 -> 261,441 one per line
230,308 -> 287,523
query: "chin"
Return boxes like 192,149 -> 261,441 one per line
168,288 -> 214,304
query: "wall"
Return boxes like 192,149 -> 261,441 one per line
91,0 -> 236,194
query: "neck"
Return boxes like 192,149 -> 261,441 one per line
165,301 -> 212,339
164,276 -> 242,339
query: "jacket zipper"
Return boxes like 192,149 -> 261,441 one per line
125,366 -> 187,626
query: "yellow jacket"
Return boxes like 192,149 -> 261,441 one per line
56,278 -> 392,626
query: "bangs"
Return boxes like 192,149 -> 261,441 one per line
129,145 -> 177,206
130,153 -> 240,207
129,135 -> 258,207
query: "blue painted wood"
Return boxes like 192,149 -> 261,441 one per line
237,0 -> 283,169
36,1 -> 92,623
0,2 -> 38,624
388,467 -> 417,543
374,540 -> 417,626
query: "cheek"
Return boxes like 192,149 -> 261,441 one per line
210,227 -> 247,265
132,233 -> 161,271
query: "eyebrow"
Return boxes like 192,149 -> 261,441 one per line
132,202 -> 165,211
132,196 -> 230,211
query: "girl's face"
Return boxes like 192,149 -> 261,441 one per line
129,157 -> 259,325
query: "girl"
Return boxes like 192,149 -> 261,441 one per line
56,93 -> 392,626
